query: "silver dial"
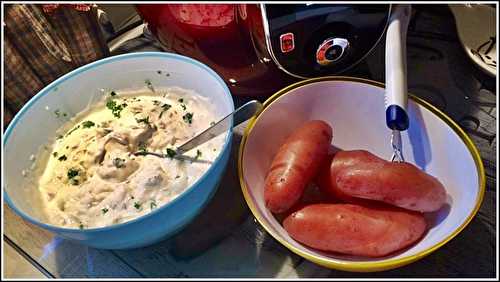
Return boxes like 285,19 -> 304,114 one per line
316,38 -> 350,66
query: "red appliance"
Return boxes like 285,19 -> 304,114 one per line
136,4 -> 391,97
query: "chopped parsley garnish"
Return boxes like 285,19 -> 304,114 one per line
138,142 -> 147,153
134,202 -> 142,210
135,116 -> 150,125
67,168 -> 79,179
113,158 -> 126,168
82,120 -> 95,128
56,135 -> 64,140
106,100 -> 117,109
166,148 -> 177,159
54,109 -> 68,118
150,202 -> 157,209
178,98 -> 184,103
65,125 -> 81,136
67,168 -> 80,185
58,155 -> 67,161
110,91 -> 117,97
79,224 -> 84,229
159,103 -> 171,118
180,104 -> 187,111
182,112 -> 193,124
191,149 -> 202,163
145,79 -> 155,92
53,152 -> 58,157
153,100 -> 161,106
102,208 -> 109,214
175,175 -> 180,179
106,100 -> 127,118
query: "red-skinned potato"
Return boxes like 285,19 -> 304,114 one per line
316,151 -> 385,205
264,120 -> 333,214
323,150 -> 447,212
283,203 -> 427,257
273,182 -> 337,224
317,153 -> 357,203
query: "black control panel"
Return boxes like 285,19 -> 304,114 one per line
264,4 -> 391,78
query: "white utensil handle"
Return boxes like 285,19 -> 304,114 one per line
385,4 -> 411,131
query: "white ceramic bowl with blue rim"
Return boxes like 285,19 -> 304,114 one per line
238,77 -> 485,272
4,52 -> 234,249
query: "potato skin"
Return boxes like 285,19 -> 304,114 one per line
323,150 -> 447,212
264,120 -> 333,214
317,153 -> 361,204
283,203 -> 427,257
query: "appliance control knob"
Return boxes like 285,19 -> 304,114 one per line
316,38 -> 349,66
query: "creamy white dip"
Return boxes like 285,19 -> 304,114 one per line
37,87 -> 225,229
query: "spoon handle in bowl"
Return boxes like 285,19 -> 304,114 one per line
176,100 -> 263,155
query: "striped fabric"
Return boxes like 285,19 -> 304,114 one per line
3,4 -> 109,128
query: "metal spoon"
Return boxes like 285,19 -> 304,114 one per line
135,100 -> 263,159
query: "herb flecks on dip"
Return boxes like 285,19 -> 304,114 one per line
37,87 -> 225,229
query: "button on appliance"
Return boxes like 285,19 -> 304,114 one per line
280,32 -> 295,53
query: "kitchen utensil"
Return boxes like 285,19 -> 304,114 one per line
385,4 -> 411,162
136,100 -> 263,158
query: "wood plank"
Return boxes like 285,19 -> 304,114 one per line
3,240 -> 48,279
3,203 -> 143,278
111,215 -> 308,278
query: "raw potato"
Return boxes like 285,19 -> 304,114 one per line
317,153 -> 358,204
283,203 -> 427,257
317,151 -> 385,205
272,183 -> 336,224
264,120 -> 333,214
323,150 -> 447,212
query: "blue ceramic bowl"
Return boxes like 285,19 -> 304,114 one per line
4,52 -> 234,249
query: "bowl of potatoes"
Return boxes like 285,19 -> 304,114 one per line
238,77 -> 485,272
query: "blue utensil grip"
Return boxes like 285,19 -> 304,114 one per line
386,105 -> 409,131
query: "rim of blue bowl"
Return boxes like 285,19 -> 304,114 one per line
3,51 -> 235,233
